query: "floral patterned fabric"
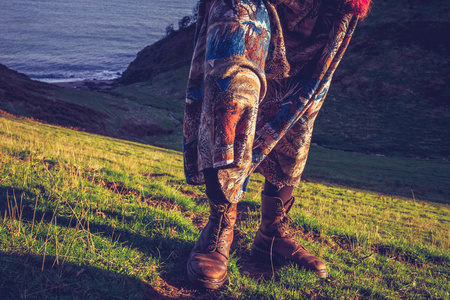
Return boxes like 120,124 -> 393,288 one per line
183,0 -> 360,203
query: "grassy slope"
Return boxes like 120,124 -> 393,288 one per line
0,63 -> 187,149
107,65 -> 190,149
1,115 -> 449,299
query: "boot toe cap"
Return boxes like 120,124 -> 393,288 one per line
187,252 -> 228,287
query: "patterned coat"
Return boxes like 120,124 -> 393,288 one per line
183,0 -> 367,203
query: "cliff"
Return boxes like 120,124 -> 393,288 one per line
120,24 -> 196,84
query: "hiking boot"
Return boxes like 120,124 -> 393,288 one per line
187,198 -> 237,289
251,194 -> 328,278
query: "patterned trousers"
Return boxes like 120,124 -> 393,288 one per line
183,0 -> 359,203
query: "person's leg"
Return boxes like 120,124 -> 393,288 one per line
204,168 -> 228,203
263,180 -> 294,202
251,78 -> 329,278
187,168 -> 238,289
186,0 -> 271,289
252,180 -> 328,278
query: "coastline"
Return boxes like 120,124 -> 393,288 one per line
51,79 -> 119,91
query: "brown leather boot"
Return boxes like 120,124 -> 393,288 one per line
251,194 -> 328,278
187,198 -> 237,289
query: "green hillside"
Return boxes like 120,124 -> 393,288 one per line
1,115 -> 449,299
0,63 -> 187,150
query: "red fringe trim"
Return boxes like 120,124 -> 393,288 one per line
348,0 -> 372,19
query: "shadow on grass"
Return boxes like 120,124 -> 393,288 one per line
0,186 -> 220,299
0,251 -> 154,300
0,250 -> 227,299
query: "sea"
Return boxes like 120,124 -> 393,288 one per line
0,0 -> 198,83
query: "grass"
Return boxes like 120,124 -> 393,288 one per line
1,1 -> 449,298
1,114 -> 449,299
304,146 -> 450,204
8,64 -> 192,152
51,80 -> 183,147
105,65 -> 190,150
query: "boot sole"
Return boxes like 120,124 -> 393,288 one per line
250,244 -> 328,279
187,261 -> 227,290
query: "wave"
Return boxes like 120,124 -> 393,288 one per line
30,70 -> 123,83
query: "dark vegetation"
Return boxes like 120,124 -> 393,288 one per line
2,0 -> 449,160
315,0 -> 450,159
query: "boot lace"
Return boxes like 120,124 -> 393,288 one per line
276,202 -> 301,249
207,205 -> 232,252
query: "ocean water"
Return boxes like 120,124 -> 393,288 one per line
0,0 -> 198,82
